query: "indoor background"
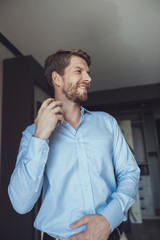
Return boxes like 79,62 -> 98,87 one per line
0,0 -> 160,240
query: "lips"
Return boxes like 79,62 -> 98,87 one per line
78,84 -> 90,91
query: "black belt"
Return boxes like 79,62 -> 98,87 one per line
43,224 -> 123,240
43,233 -> 63,240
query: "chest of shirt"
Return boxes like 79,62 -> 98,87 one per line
46,117 -> 114,177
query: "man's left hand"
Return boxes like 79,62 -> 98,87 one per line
68,214 -> 111,240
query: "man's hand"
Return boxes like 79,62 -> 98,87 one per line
69,214 -> 111,240
34,98 -> 64,140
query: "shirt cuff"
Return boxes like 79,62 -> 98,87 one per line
25,136 -> 49,164
97,199 -> 124,232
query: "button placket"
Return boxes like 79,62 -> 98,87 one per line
75,129 -> 96,214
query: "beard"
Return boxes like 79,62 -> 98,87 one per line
62,82 -> 88,103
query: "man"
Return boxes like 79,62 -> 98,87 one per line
8,49 -> 140,240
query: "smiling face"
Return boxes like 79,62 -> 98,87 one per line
61,55 -> 92,103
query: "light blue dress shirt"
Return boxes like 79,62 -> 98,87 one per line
8,107 -> 140,239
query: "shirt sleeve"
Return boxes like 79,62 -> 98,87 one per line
8,126 -> 49,214
97,116 -> 140,231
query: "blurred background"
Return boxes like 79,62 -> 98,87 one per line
0,0 -> 160,239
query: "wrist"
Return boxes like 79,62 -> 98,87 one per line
34,130 -> 49,140
98,214 -> 111,233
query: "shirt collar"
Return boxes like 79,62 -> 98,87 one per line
80,106 -> 92,115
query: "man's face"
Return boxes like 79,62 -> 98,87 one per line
61,55 -> 92,103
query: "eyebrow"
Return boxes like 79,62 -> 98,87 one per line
74,66 -> 91,75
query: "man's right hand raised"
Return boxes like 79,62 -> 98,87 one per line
34,98 -> 64,140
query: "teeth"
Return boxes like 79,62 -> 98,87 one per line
80,86 -> 87,89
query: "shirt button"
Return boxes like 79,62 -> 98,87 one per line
44,149 -> 47,153
85,185 -> 89,190
38,176 -> 41,179
82,161 -> 86,165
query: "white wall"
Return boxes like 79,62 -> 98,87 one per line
1,0 -> 160,91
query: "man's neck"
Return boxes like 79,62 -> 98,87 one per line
55,95 -> 81,129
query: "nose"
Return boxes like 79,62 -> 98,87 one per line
83,72 -> 92,82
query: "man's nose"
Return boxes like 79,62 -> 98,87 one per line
83,72 -> 92,82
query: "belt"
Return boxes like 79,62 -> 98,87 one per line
43,233 -> 66,240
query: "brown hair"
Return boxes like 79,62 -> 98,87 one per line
44,49 -> 91,88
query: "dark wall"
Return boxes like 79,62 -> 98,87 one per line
0,56 -> 49,240
84,83 -> 160,107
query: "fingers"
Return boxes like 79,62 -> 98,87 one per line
57,114 -> 64,124
34,98 -> 64,140
70,215 -> 89,229
68,232 -> 85,240
69,215 -> 111,240
52,106 -> 63,115
39,98 -> 63,112
47,100 -> 63,110
40,98 -> 55,108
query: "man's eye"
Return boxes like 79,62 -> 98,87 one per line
76,70 -> 81,73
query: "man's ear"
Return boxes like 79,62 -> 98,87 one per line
51,71 -> 62,87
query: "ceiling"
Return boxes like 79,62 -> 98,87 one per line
0,0 -> 160,92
